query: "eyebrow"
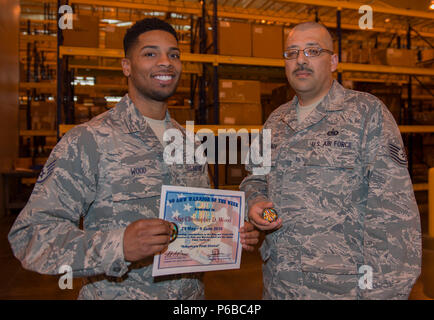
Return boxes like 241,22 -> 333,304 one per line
140,45 -> 180,51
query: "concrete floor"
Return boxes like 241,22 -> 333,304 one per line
0,214 -> 431,300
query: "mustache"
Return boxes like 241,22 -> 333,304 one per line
293,65 -> 313,74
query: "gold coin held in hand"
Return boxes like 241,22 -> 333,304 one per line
262,208 -> 278,223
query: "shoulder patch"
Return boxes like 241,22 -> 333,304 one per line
388,143 -> 407,167
36,159 -> 57,184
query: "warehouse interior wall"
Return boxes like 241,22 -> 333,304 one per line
0,0 -> 19,170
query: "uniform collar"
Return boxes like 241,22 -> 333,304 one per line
280,80 -> 346,132
112,94 -> 173,134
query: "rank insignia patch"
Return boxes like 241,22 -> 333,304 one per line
388,143 -> 407,167
36,159 -> 56,184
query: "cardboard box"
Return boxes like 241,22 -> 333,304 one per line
226,164 -> 248,186
252,24 -> 283,59
96,75 -> 127,85
219,103 -> 262,125
169,107 -> 195,125
420,49 -> 434,68
105,26 -> 127,49
370,48 -> 417,67
63,14 -> 99,48
74,105 -> 90,124
219,79 -> 261,103
283,27 -> 291,49
348,46 -> 370,64
219,21 -> 251,56
31,102 -> 56,130
14,158 -> 32,170
421,49 -> 434,62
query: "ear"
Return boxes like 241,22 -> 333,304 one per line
121,58 -> 131,77
330,53 -> 339,73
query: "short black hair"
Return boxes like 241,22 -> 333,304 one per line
123,18 -> 178,56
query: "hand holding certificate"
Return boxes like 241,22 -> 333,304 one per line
152,185 -> 245,277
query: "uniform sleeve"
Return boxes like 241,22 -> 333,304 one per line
361,102 -> 421,299
8,126 -> 130,278
239,129 -> 270,213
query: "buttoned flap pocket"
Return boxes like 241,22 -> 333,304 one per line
111,158 -> 168,201
112,180 -> 161,202
173,163 -> 208,187
111,170 -> 164,220
303,150 -> 358,195
304,148 -> 356,169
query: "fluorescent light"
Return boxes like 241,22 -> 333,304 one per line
117,21 -> 132,27
105,96 -> 122,102
430,1 -> 434,10
101,19 -> 121,24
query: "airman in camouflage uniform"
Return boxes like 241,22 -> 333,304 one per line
9,95 -> 208,299
8,18 -> 259,300
241,22 -> 421,299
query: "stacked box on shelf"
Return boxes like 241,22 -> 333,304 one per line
224,139 -> 249,186
369,48 -> 418,67
348,45 -> 370,64
104,26 -> 128,49
63,14 -> 99,48
74,105 -> 90,124
420,49 -> 434,69
96,75 -> 127,85
218,79 -> 262,125
252,24 -> 283,59
31,102 -> 56,130
168,107 -> 195,125
219,21 -> 251,57
421,49 -> 434,62
217,79 -> 262,185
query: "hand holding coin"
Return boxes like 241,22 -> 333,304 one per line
262,208 -> 278,223
169,222 -> 178,242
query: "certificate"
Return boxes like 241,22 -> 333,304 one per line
152,185 -> 245,277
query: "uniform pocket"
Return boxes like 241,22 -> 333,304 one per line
172,163 -> 208,187
111,174 -> 163,220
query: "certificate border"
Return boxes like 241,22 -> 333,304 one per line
152,185 -> 245,277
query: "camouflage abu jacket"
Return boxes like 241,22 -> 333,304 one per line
8,94 -> 209,299
240,80 -> 421,300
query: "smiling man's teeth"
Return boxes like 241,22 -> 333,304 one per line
154,75 -> 172,81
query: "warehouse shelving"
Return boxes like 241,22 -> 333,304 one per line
59,46 -> 434,78
17,0 -> 434,188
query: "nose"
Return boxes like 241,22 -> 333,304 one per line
157,53 -> 172,67
295,49 -> 309,65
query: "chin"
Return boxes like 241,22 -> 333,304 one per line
149,88 -> 178,102
290,81 -> 314,93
